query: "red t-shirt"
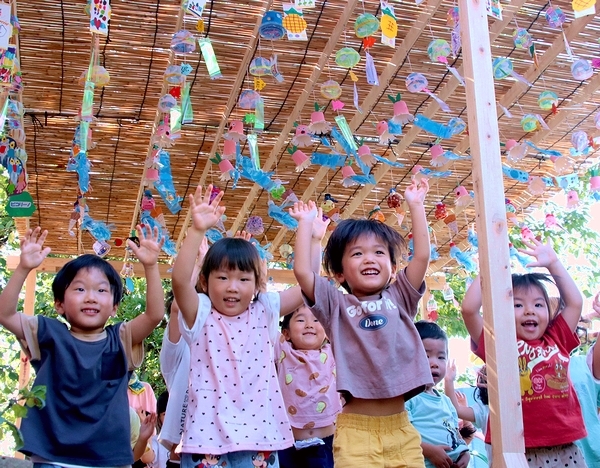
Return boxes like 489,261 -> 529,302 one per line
473,314 -> 586,448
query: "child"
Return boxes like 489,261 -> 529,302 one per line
276,306 -> 342,468
461,238 -> 587,467
407,321 -> 469,468
171,185 -> 322,467
290,178 -> 433,467
147,391 -> 170,468
0,225 -> 165,466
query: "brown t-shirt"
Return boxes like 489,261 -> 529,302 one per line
306,269 -> 432,400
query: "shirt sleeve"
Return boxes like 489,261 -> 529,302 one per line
19,314 -> 40,361
120,321 -> 144,370
160,325 -> 187,390
178,293 -> 212,346
257,291 -> 281,345
472,399 -> 489,431
388,268 -> 426,319
547,313 -> 580,353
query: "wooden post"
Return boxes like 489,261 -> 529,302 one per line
458,0 -> 528,466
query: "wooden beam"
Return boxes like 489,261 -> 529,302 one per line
459,0 -> 527,465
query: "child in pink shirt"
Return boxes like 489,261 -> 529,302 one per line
276,306 -> 342,468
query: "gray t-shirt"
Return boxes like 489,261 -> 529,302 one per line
307,269 -> 432,400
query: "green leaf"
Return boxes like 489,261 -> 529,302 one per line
11,403 -> 27,418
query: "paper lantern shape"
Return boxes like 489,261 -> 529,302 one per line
552,156 -> 571,173
224,120 -> 246,142
566,190 -> 580,209
222,139 -> 237,159
521,114 -> 539,132
377,120 -> 394,145
171,30 -> 196,53
537,91 -> 558,110
239,90 -> 261,109
571,130 -> 589,154
245,216 -> 264,235
492,57 -> 532,86
386,189 -> 402,209
545,7 -> 566,28
320,80 -> 342,100
288,147 -> 310,172
427,39 -> 451,62
341,164 -> 357,187
164,65 -> 185,85
430,144 -> 445,167
545,213 -> 559,228
357,144 -> 376,166
455,185 -> 472,207
528,176 -> 546,195
335,47 -> 360,68
78,65 -> 110,87
354,13 -> 379,38
571,59 -> 593,81
259,11 -> 285,40
405,73 -> 450,112
291,124 -> 312,147
513,28 -> 533,49
158,94 -> 177,113
390,98 -> 413,125
506,140 -> 528,163
249,57 -> 271,76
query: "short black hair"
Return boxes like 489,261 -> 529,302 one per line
157,390 -> 169,414
52,254 -> 123,306
512,272 -> 555,316
415,320 -> 448,344
323,219 -> 406,292
165,289 -> 174,317
200,237 -> 262,288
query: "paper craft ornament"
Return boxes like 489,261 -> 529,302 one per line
377,120 -> 394,145
198,37 -> 222,79
570,130 -> 590,155
164,65 -> 185,86
380,2 -> 397,48
141,190 -> 156,211
545,7 -> 566,27
245,216 -> 264,235
320,80 -> 342,100
430,144 -> 445,167
354,13 -> 379,38
505,139 -> 528,163
259,11 -> 285,40
492,57 -> 532,86
434,202 -> 447,220
288,146 -> 310,172
222,139 -> 237,159
450,242 -> 478,273
405,73 -> 450,112
426,296 -> 438,322
283,5 -> 308,40
78,65 -> 110,87
171,30 -> 196,53
572,0 -> 596,18
238,90 -> 261,109
341,164 -> 358,188
386,189 -> 403,209
210,153 -> 236,181
513,28 -> 533,49
308,104 -> 331,135
357,144 -> 376,167
388,93 -> 413,125
537,91 -> 558,111
249,57 -> 271,76
528,176 -> 546,195
552,155 -> 572,173
545,213 -> 559,228
89,0 -> 111,35
158,94 -> 177,113
291,124 -> 312,147
224,120 -> 246,142
447,7 -> 461,56
521,114 -> 539,132
566,190 -> 580,209
455,185 -> 472,208
571,59 -> 593,80
335,47 -> 360,68
590,167 -> 600,191
368,205 -> 386,222
427,39 -> 465,86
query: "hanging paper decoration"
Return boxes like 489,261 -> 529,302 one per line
245,216 -> 265,236
447,7 -> 461,57
571,58 -> 593,81
210,152 -> 236,181
572,0 -> 596,18
434,202 -> 447,220
89,0 -> 111,35
589,167 -> 600,191
455,185 -> 473,208
357,144 -> 376,167
320,79 -> 342,100
335,47 -> 360,69
545,6 -> 566,27
521,114 -> 539,132
513,28 -> 533,49
224,119 -> 246,142
164,64 -> 185,86
369,205 -> 386,222
354,13 -> 379,38
492,57 -> 532,86
268,200 -> 298,230
380,1 -> 397,48
509,243 -> 530,269
308,103 -> 331,135
537,90 -> 558,111
171,30 -> 196,53
388,93 -> 413,125
427,39 -> 465,86
341,164 -> 358,187
566,190 -> 581,209
570,130 -> 591,156
283,4 -> 308,41
239,89 -> 261,110
405,73 -> 450,112
386,189 -> 403,209
291,123 -> 312,147
154,148 -> 182,213
527,176 -> 546,195
450,243 -> 478,273
430,144 -> 445,167
506,198 -> 518,224
198,37 -> 222,79
259,11 -> 285,40
505,139 -> 528,163
377,120 -> 395,145
413,115 -> 466,139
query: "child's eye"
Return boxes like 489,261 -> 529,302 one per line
514,303 -> 523,308
217,276 -> 227,280
98,288 -> 108,293
376,250 -> 385,255
352,252 -> 362,257
535,303 -> 545,308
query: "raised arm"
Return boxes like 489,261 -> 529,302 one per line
289,200 -> 318,303
127,225 -> 165,345
519,238 -> 583,331
404,178 -> 430,290
0,228 -> 51,340
461,275 -> 483,344
172,185 -> 224,328
444,361 -> 476,422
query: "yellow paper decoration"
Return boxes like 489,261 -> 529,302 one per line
380,14 -> 397,38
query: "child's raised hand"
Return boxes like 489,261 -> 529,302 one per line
234,230 -> 252,241
312,207 -> 330,241
445,359 -> 457,382
189,184 -> 226,232
404,177 -> 429,206
455,391 -> 468,408
137,410 -> 157,441
129,224 -> 164,266
518,237 -> 559,269
19,227 -> 51,270
288,200 -> 317,224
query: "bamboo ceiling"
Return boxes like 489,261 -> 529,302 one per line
11,0 -> 600,274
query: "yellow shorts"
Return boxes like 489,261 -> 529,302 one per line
333,411 -> 425,468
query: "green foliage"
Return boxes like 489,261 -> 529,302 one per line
0,385 -> 46,450
430,274 -> 472,338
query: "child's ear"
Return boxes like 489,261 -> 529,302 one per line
334,272 -> 345,286
282,328 -> 292,342
54,300 -> 66,316
111,304 -> 118,317
199,274 -> 208,294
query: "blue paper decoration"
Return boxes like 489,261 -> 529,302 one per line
259,11 -> 285,40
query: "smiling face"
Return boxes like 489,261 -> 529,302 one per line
335,233 -> 395,297
513,285 -> 550,341
422,337 -> 447,386
202,267 -> 258,317
55,267 -> 118,335
282,306 -> 326,351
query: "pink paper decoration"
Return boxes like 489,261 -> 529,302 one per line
224,120 -> 246,142
430,144 -> 445,167
308,111 -> 331,136
390,100 -> 413,125
358,144 -> 376,166
291,124 -> 313,147
291,149 -> 310,172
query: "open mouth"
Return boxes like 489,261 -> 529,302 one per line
521,320 -> 538,330
82,309 -> 99,315
361,269 -> 379,276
